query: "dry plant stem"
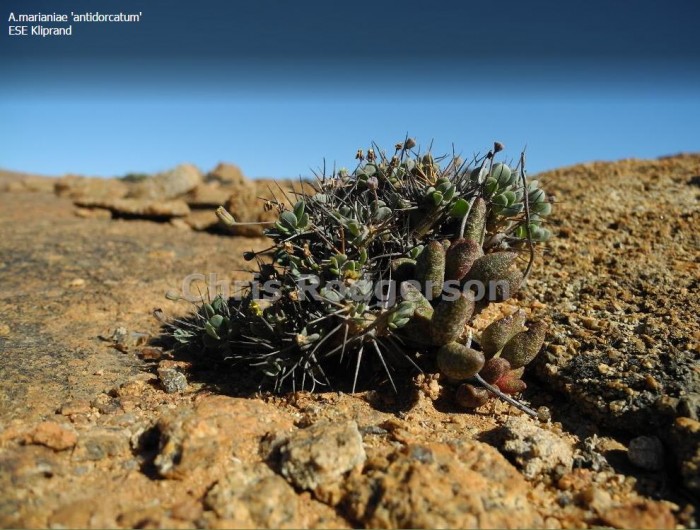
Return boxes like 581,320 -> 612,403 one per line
519,151 -> 536,287
474,373 -> 538,418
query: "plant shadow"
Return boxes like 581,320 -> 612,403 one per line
149,311 -> 424,413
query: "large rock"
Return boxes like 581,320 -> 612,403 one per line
528,155 -> 700,494
0,169 -> 55,193
153,396 -> 294,480
224,179 -> 315,236
204,462 -> 301,528
72,428 -> 131,461
55,175 -> 129,201
74,198 -> 190,219
178,209 -> 220,231
277,420 -> 366,490
184,182 -> 230,208
342,441 -> 543,528
24,421 -> 77,451
598,500 -> 676,529
127,163 -> 202,200
531,157 -> 700,431
492,416 -> 574,480
206,162 -> 247,186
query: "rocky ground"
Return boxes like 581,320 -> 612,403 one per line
0,155 -> 698,528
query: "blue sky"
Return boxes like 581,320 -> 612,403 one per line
3,92 -> 700,178
2,0 -> 699,178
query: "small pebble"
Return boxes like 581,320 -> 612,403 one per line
112,327 -> 129,345
644,374 -> 661,391
158,368 -> 188,394
537,406 -> 552,422
360,425 -> 388,436
138,347 -> 164,361
580,317 -> 600,330
597,363 -> 611,375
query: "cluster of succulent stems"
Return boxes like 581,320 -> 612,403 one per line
167,139 -> 553,417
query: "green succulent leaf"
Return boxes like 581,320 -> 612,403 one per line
491,163 -> 512,186
296,212 -> 310,229
531,202 -> 552,216
293,200 -> 306,221
209,314 -> 225,328
205,321 -> 221,340
415,240 -> 446,300
502,190 -> 517,206
533,226 -> 552,241
389,317 -> 411,330
528,188 -> 546,204
210,296 -> 225,313
173,328 -> 195,344
493,193 -> 509,207
347,221 -> 361,236
364,164 -> 377,176
358,248 -> 368,265
463,198 -> 487,243
484,177 -> 499,196
279,210 -> 298,230
409,245 -> 425,260
500,204 -> 524,217
373,206 -> 393,222
470,166 -> 484,183
449,198 -> 469,218
320,287 -> 342,303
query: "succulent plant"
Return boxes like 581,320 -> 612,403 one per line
164,139 -> 553,415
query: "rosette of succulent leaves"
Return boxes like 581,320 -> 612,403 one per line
167,140 -> 553,416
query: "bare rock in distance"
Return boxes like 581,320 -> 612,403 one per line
206,162 -> 247,186
180,209 -> 220,231
184,182 -> 230,208
127,163 -> 202,200
153,396 -> 294,480
222,178 -> 272,237
0,175 -> 55,193
223,178 -> 315,237
493,416 -> 574,480
74,198 -> 190,219
55,174 -> 130,201
277,420 -> 366,490
342,441 -> 543,528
